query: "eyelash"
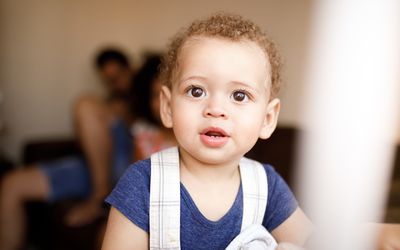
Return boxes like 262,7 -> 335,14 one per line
185,85 -> 206,98
184,85 -> 253,102
232,89 -> 254,103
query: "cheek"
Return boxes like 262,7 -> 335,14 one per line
233,106 -> 266,136
234,118 -> 264,152
171,111 -> 196,147
171,98 -> 198,134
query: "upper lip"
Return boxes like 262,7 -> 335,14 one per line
200,127 -> 230,137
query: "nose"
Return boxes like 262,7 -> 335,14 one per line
203,95 -> 228,119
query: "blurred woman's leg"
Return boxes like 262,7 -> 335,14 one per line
0,166 -> 50,250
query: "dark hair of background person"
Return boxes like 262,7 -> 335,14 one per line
131,54 -> 162,126
95,48 -> 131,69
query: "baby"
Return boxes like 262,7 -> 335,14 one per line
102,13 -> 313,249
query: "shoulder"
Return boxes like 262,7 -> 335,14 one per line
251,162 -> 286,190
73,93 -> 110,118
262,164 -> 283,187
108,159 -> 151,196
261,163 -> 277,176
117,159 -> 151,185
259,163 -> 299,232
105,159 -> 151,232
75,93 -> 105,108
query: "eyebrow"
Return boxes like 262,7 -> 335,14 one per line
178,75 -> 207,85
179,75 -> 262,93
230,80 -> 259,92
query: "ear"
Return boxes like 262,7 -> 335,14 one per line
259,98 -> 280,139
159,86 -> 173,128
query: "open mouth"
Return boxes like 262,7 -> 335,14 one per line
204,131 -> 225,137
201,127 -> 229,137
199,127 -> 229,147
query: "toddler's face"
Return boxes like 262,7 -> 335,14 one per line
160,37 -> 280,165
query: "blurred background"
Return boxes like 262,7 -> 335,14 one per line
0,1 -> 399,250
0,0 -> 312,162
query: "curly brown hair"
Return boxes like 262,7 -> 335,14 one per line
160,12 -> 282,98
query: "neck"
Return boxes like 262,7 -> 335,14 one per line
178,147 -> 241,183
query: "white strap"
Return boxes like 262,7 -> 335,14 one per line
150,147 -> 181,250
149,147 -> 268,248
239,157 -> 268,231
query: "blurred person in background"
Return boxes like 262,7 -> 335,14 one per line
131,54 -> 176,160
93,54 -> 176,248
0,48 -> 135,250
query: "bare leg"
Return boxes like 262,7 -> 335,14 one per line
0,166 -> 50,250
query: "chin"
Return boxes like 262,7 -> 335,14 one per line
196,148 -> 242,166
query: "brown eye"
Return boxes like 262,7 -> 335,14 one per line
188,87 -> 205,98
232,91 -> 248,102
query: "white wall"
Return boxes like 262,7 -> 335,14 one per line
0,0 -> 312,162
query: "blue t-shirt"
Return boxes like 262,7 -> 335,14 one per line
106,159 -> 298,250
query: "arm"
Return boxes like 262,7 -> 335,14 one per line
102,207 -> 148,250
273,215 -> 400,250
364,223 -> 400,250
66,95 -> 113,226
272,207 -> 313,246
74,95 -> 112,201
263,165 -> 313,246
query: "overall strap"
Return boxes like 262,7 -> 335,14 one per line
239,157 -> 268,231
150,147 -> 181,250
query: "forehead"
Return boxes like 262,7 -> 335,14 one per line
177,37 -> 270,87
